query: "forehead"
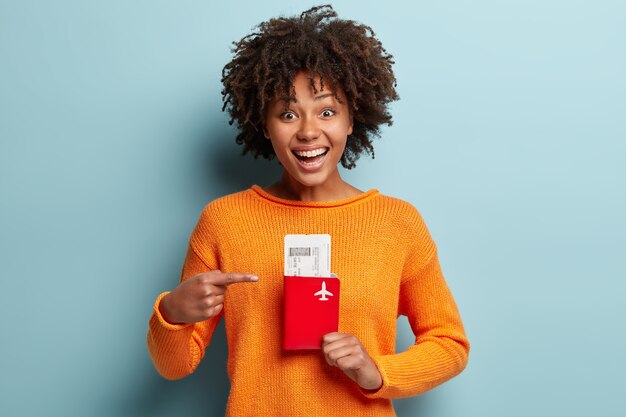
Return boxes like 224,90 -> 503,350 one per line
271,71 -> 345,105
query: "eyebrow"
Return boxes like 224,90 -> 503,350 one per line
314,93 -> 335,101
278,93 -> 336,104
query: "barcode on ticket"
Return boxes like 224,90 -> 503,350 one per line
289,247 -> 311,256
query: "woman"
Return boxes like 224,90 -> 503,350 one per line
147,5 -> 469,416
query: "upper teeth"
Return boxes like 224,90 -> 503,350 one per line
294,148 -> 327,158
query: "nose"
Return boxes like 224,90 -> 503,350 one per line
296,116 -> 321,141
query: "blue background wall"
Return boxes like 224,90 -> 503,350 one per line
1,1 -> 625,416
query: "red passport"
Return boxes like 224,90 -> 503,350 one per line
283,274 -> 340,350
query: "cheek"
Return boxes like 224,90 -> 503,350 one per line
267,136 -> 292,164
331,128 -> 350,151
267,127 -> 288,147
335,140 -> 348,157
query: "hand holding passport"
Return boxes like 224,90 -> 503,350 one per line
283,234 -> 340,350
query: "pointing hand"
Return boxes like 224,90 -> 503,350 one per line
160,270 -> 258,324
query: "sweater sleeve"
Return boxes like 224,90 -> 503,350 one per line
146,208 -> 224,380
363,209 -> 470,399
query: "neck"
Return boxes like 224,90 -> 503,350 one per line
266,171 -> 362,202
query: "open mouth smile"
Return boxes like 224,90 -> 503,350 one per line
291,147 -> 330,169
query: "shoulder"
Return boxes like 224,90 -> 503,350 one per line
198,188 -> 256,219
375,193 -> 418,212
206,188 -> 254,209
374,192 -> 437,258
189,188 -> 259,251
190,188 -> 258,239
374,193 -> 430,231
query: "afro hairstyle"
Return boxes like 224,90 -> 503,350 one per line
221,4 -> 399,169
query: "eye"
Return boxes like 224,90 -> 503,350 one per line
280,111 -> 297,121
320,109 -> 335,118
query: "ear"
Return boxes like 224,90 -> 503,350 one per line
263,127 -> 270,139
347,115 -> 353,136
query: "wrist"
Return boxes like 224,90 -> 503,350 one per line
159,293 -> 179,324
359,376 -> 382,391
358,363 -> 383,391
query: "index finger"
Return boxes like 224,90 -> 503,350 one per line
212,272 -> 259,286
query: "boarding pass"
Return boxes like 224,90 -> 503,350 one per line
284,234 -> 331,277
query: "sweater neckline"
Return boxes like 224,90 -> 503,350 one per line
249,185 -> 380,208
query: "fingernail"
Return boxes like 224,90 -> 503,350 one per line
250,275 -> 259,281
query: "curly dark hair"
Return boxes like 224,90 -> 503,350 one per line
221,4 -> 398,169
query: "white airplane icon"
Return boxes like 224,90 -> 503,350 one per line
314,281 -> 333,301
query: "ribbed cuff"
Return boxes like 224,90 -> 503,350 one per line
359,338 -> 468,400
152,292 -> 192,331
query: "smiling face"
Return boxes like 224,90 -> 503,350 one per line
263,71 -> 353,193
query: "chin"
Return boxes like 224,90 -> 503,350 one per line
290,173 -> 329,188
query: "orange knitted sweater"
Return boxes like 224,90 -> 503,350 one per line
147,185 -> 469,416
